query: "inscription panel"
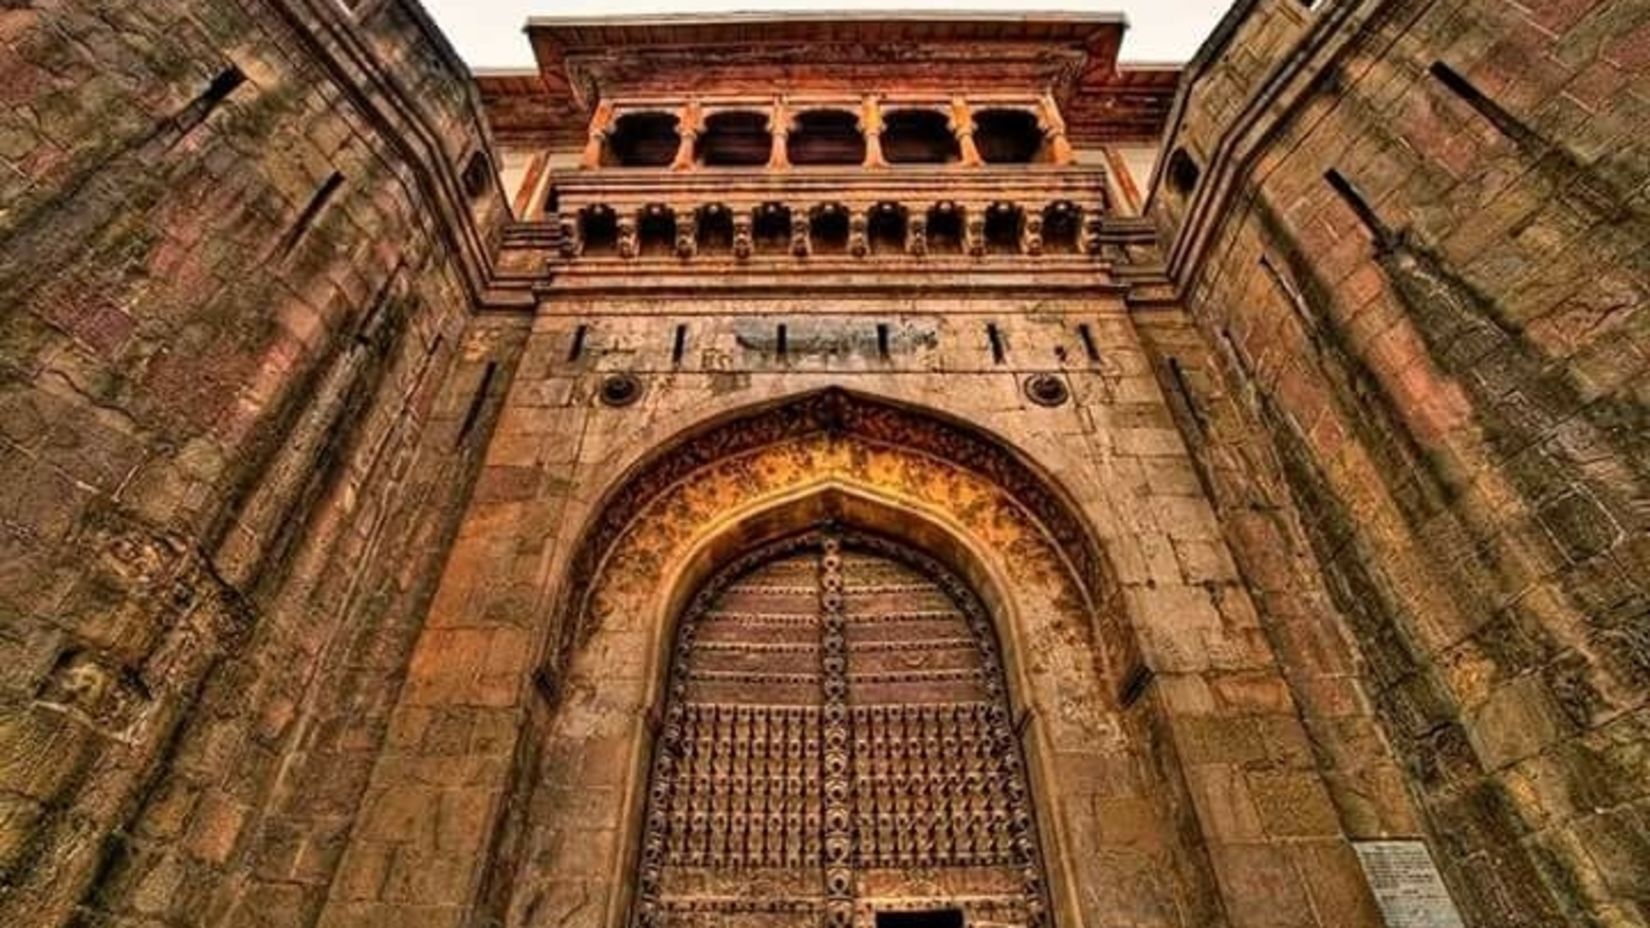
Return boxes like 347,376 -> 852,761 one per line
1353,841 -> 1466,928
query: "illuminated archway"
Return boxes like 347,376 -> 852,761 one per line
484,391 -> 1213,928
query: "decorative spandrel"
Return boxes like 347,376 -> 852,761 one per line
632,533 -> 1049,928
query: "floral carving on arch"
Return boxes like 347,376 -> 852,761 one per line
542,388 -> 1128,690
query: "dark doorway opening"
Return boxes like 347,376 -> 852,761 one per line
876,910 -> 964,928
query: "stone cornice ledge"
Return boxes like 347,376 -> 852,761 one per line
1159,0 -> 1418,287
259,0 -> 532,310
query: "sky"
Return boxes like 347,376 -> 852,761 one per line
422,1 -> 1232,69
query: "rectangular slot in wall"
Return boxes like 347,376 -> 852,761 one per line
455,361 -> 497,448
876,911 -> 964,928
1077,322 -> 1100,362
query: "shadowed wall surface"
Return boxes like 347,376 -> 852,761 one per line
0,2 -> 1644,928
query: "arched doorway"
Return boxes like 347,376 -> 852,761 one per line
632,529 -> 1049,928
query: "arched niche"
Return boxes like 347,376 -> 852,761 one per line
608,112 -> 682,167
973,109 -> 1045,164
697,110 -> 772,166
481,391 -> 1209,928
788,108 -> 866,165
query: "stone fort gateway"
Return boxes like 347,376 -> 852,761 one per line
0,1 -> 1646,927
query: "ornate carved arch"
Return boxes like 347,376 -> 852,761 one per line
540,388 -> 1127,694
481,390 -> 1204,928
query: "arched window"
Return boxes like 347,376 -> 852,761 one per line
697,204 -> 734,254
868,202 -> 907,254
579,205 -> 618,255
698,111 -> 772,166
606,112 -> 681,167
881,110 -> 960,165
810,203 -> 850,254
926,203 -> 963,255
1042,201 -> 1081,254
984,202 -> 1022,255
638,204 -> 676,257
1167,148 -> 1201,197
753,202 -> 790,253
787,109 -> 866,165
972,109 -> 1044,164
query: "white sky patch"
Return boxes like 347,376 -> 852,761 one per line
422,1 -> 1232,69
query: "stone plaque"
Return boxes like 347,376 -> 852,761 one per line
1353,841 -> 1465,928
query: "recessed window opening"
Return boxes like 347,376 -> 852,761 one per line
810,203 -> 850,254
637,205 -> 675,257
580,206 -> 618,255
926,203 -> 963,254
986,323 -> 1006,364
876,322 -> 891,360
1166,148 -> 1201,197
882,110 -> 960,164
788,109 -> 865,165
1042,201 -> 1081,254
776,323 -> 789,361
606,112 -> 680,167
973,108 -> 1044,163
672,324 -> 688,365
984,203 -> 1022,255
696,204 -> 734,254
698,111 -> 771,166
580,204 -> 620,252
868,203 -> 907,255
752,203 -> 791,253
876,911 -> 964,928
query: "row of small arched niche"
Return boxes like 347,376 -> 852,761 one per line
558,200 -> 1107,259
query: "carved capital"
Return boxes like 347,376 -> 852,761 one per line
907,213 -> 928,258
1022,212 -> 1044,256
790,212 -> 811,258
558,214 -> 582,258
732,214 -> 753,261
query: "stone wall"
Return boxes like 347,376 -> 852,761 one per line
318,291 -> 1391,928
1152,0 -> 1650,925
0,1 -> 506,924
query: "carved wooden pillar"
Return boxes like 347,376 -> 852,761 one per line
557,213 -> 581,258
1022,209 -> 1044,256
1037,93 -> 1074,165
672,99 -> 702,172
675,205 -> 698,259
769,97 -> 792,170
848,207 -> 869,257
907,211 -> 928,257
1082,213 -> 1105,255
950,97 -> 982,167
616,212 -> 638,258
860,95 -> 887,168
733,211 -> 753,261
964,205 -> 986,257
581,99 -> 615,170
790,209 -> 811,257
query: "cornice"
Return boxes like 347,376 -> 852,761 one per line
259,0 -> 515,309
1158,0 -> 1419,285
